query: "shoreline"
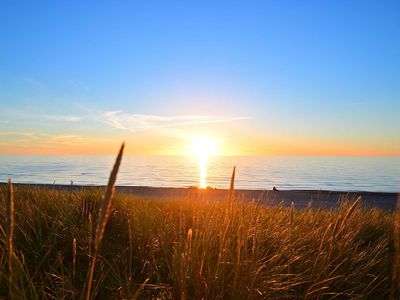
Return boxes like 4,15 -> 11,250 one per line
2,182 -> 398,209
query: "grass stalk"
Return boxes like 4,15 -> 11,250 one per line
88,213 -> 92,267
228,166 -> 236,209
6,179 -> 15,297
72,237 -> 77,285
85,142 -> 124,300
339,196 -> 361,233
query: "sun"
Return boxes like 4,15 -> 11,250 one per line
188,136 -> 218,159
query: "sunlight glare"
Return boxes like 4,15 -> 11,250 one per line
189,136 -> 218,159
188,136 -> 218,189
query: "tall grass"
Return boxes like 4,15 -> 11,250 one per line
6,179 -> 14,297
85,142 -> 124,300
0,146 -> 398,299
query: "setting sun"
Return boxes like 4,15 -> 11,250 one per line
188,136 -> 218,158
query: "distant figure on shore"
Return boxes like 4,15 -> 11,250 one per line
273,186 -> 279,192
71,180 -> 74,186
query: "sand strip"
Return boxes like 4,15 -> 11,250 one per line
1,183 -> 398,210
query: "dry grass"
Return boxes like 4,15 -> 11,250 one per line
0,186 -> 396,299
6,179 -> 15,297
0,145 -> 398,299
85,142 -> 124,300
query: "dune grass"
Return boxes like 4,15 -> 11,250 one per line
0,147 -> 398,299
0,184 -> 397,299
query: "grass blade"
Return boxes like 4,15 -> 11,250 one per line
228,166 -> 236,207
7,178 -> 15,296
85,142 -> 125,300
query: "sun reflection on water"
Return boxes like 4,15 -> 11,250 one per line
199,156 -> 208,189
188,136 -> 218,189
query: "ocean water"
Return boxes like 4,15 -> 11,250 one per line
0,155 -> 399,192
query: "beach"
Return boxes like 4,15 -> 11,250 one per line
4,183 -> 398,210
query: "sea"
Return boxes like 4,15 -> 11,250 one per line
0,155 -> 399,192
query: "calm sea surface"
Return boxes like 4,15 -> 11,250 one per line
0,155 -> 399,192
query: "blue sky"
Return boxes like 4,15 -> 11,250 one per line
0,1 -> 399,155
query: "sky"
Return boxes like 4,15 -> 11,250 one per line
0,1 -> 399,156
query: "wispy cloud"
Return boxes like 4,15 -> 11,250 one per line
0,131 -> 40,138
46,134 -> 84,145
103,111 -> 249,132
0,131 -> 86,146
0,107 -> 83,123
46,115 -> 82,122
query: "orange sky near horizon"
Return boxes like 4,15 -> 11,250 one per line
1,133 -> 399,157
1,109 -> 399,157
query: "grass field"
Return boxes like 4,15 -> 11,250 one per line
0,147 -> 399,299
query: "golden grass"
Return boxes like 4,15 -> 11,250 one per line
0,185 -> 396,299
6,179 -> 14,297
86,142 -> 124,300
